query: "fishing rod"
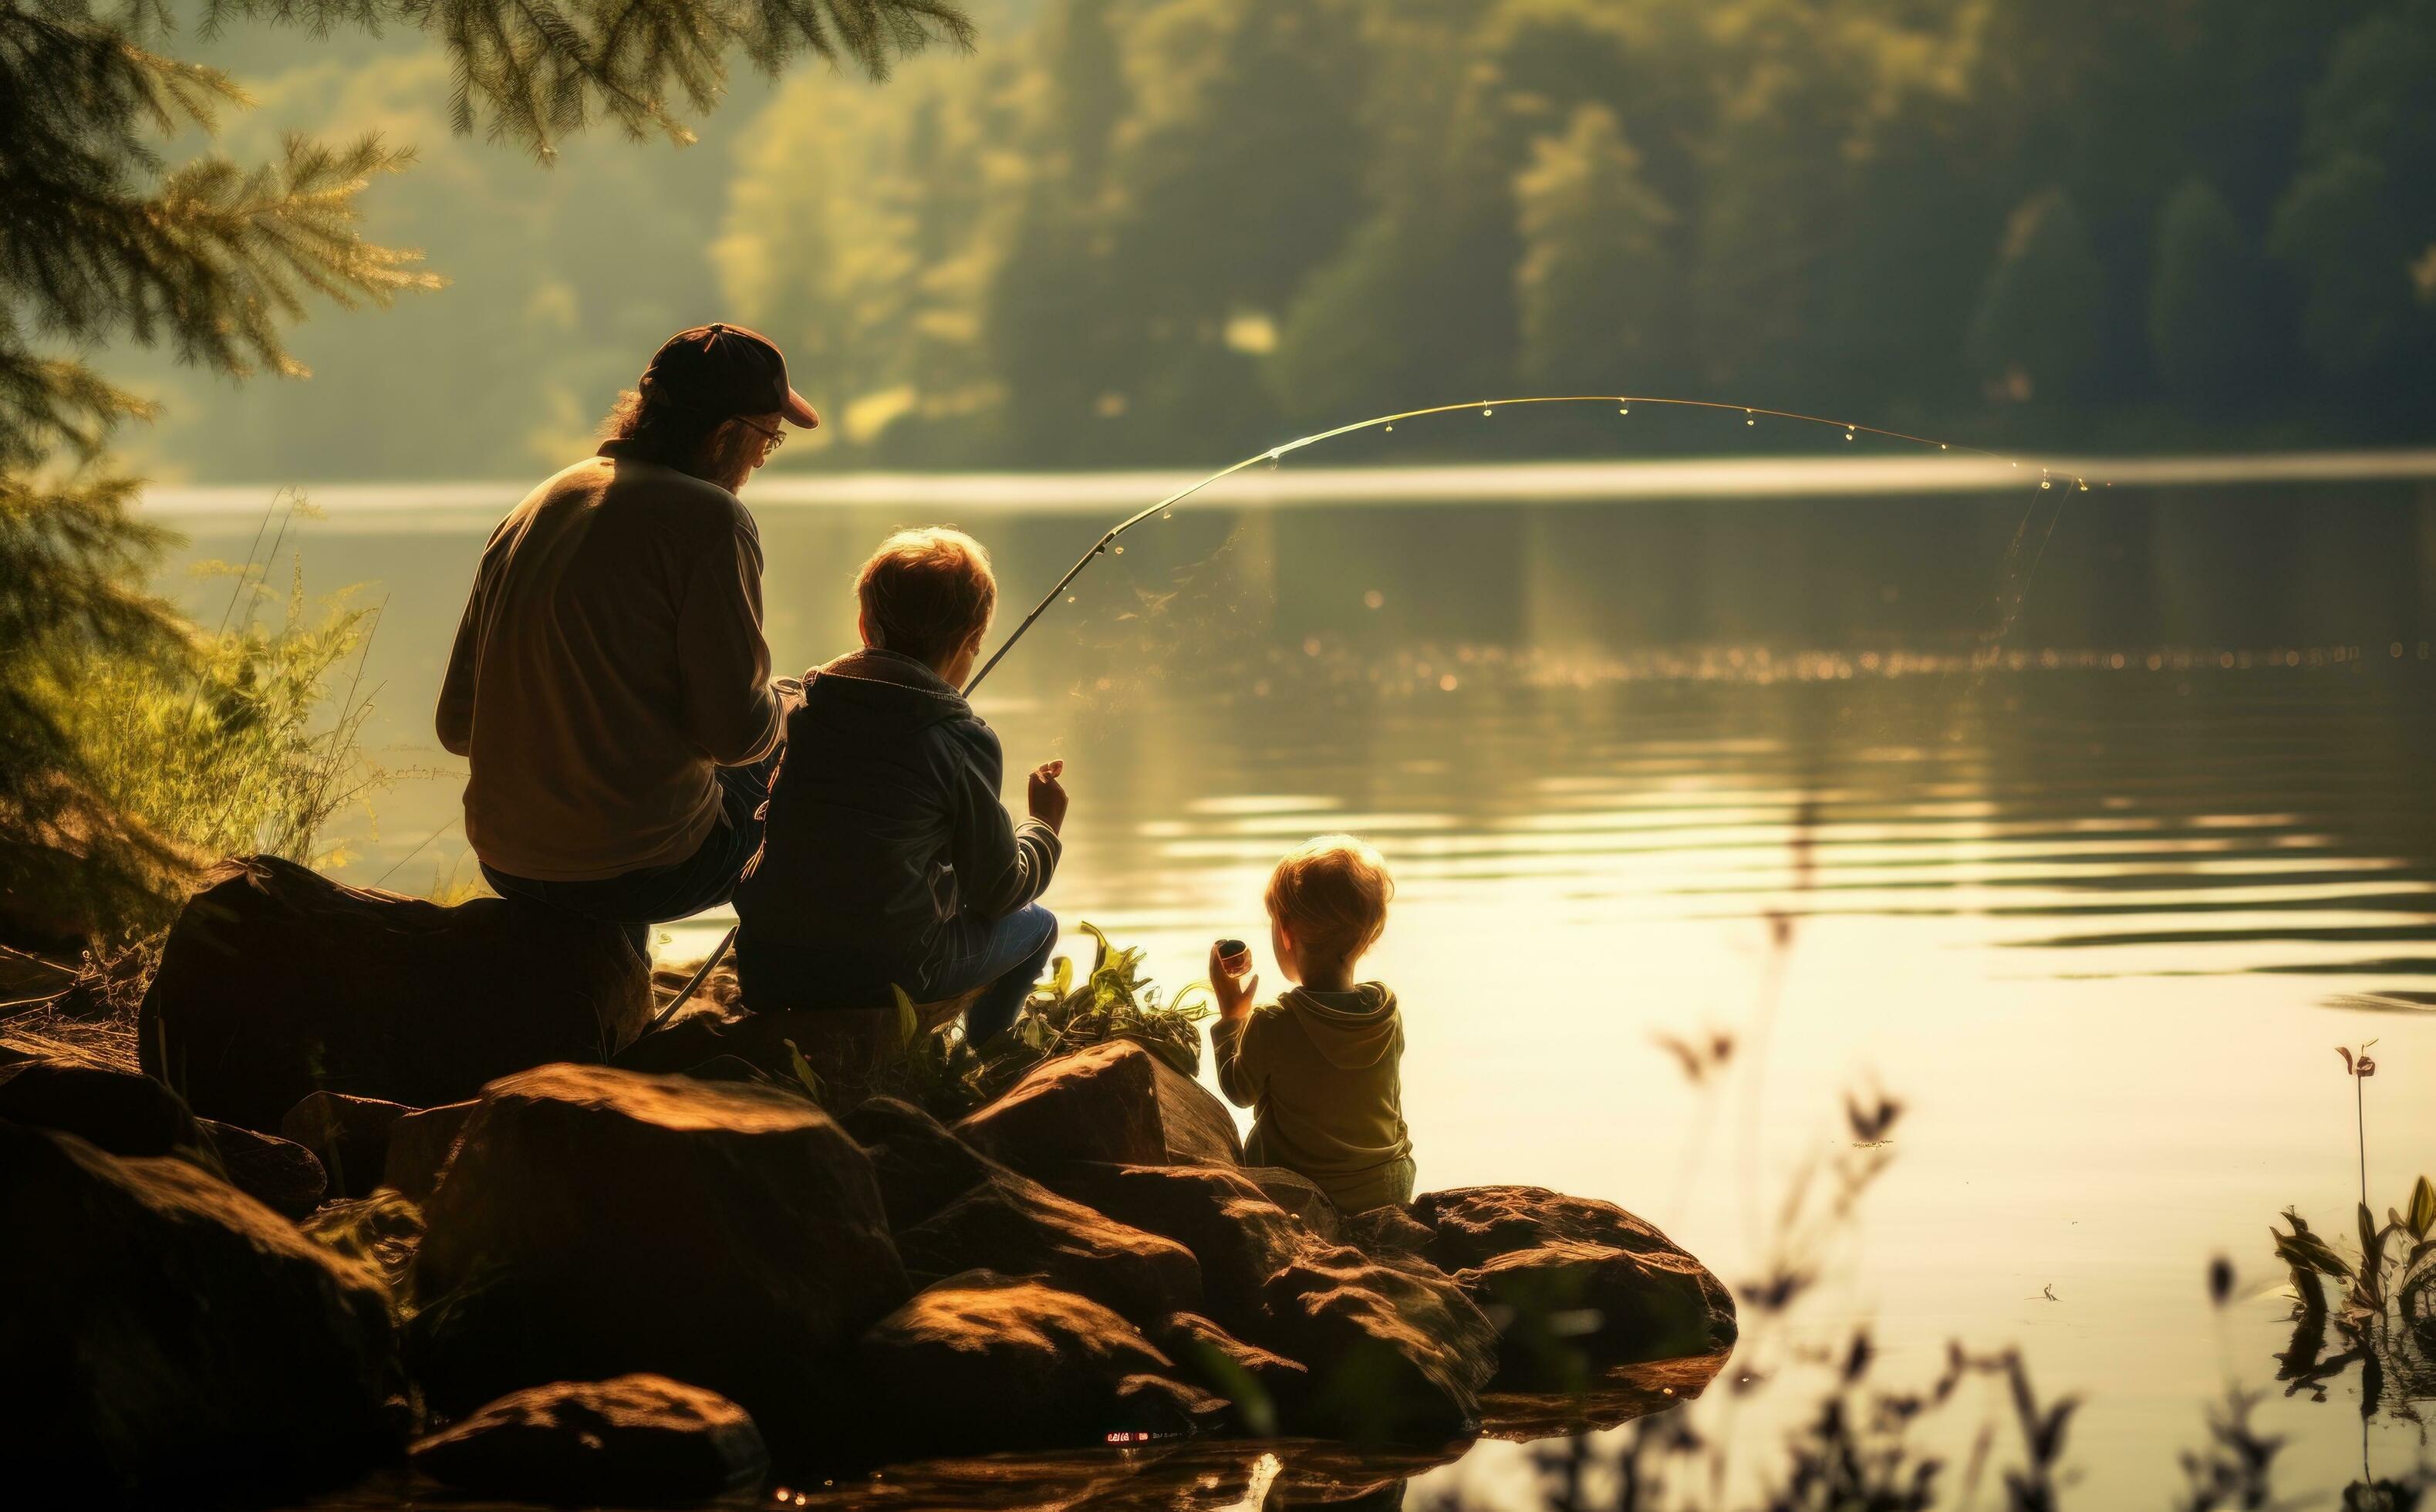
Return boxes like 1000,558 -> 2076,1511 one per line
646,393 -> 2073,1035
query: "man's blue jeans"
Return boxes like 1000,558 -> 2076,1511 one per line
482,752 -> 778,964
913,903 -> 1059,1045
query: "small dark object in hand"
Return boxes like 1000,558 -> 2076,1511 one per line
1214,939 -> 1250,975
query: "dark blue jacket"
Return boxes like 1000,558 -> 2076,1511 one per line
733,649 -> 1059,1010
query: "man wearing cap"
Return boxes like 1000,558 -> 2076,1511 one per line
437,323 -> 821,957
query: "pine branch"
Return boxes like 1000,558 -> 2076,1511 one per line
194,0 -> 976,155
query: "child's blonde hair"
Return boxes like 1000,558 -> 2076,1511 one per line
1264,834 -> 1393,966
855,527 -> 997,666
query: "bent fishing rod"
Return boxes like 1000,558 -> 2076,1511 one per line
649,393 -> 2070,1033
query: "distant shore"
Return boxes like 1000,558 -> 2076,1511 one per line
133,447 -> 2436,529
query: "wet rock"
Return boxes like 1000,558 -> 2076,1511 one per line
896,1166 -> 1203,1329
282,1092 -> 414,1198
1038,1163 -> 1311,1326
382,1099 -> 477,1204
954,1040 -> 1240,1177
1244,1165 -> 1342,1242
409,1064 -> 906,1460
1406,1186 -> 1736,1384
1255,1246 -> 1498,1446
410,1374 -> 768,1506
1410,1185 -> 1690,1271
856,1271 -> 1225,1456
201,1119 -> 327,1217
0,1123 -> 402,1502
0,1055 -> 218,1169
1458,1240 -> 1736,1387
140,855 -> 649,1131
1156,1311 -> 1310,1436
841,1095 -> 993,1231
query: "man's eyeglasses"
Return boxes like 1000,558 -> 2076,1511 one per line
741,417 -> 785,452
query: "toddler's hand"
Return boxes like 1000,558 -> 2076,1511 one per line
1027,760 -> 1068,833
1208,941 -> 1257,1019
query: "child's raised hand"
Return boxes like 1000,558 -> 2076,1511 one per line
1208,941 -> 1257,1019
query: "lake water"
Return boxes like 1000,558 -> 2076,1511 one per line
142,452 -> 2436,1505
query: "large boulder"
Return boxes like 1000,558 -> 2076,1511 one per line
410,1375 -> 768,1506
1456,1240 -> 1736,1389
1254,1246 -> 1499,1446
282,1092 -> 413,1198
855,1271 -> 1225,1456
201,1119 -> 327,1217
896,1167 -> 1204,1330
0,1123 -> 402,1503
139,855 -> 650,1131
407,1064 -> 906,1458
1410,1185 -> 1693,1271
953,1041 -> 1240,1176
1406,1186 -> 1736,1385
1243,1165 -> 1342,1243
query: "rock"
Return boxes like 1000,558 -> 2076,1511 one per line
1145,1052 -> 1244,1166
896,1166 -> 1203,1329
0,1055 -> 218,1169
1341,1203 -> 1438,1266
841,1096 -> 994,1232
201,1119 -> 327,1217
282,1092 -> 414,1198
408,1064 -> 906,1460
954,1041 -> 1162,1173
1037,1163 -> 1312,1328
1458,1241 -> 1736,1388
381,1099 -> 476,1204
614,998 -> 973,1109
139,854 -> 650,1131
1245,1165 -> 1342,1242
410,1375 -> 768,1506
856,1272 -> 1225,1456
1037,1163 -> 1495,1446
0,1123 -> 402,1502
1405,1186 -> 1736,1385
1410,1185 -> 1691,1271
1255,1245 -> 1498,1446
1156,1311 -> 1310,1436
953,1041 -> 1240,1177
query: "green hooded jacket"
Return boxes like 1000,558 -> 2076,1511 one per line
1211,982 -> 1414,1213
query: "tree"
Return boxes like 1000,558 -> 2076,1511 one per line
1513,105 -> 1675,393
1965,187 -> 2109,407
2148,177 -> 2272,410
0,0 -> 970,942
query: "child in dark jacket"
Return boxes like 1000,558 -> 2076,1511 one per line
733,528 -> 1067,1040
1210,835 -> 1415,1213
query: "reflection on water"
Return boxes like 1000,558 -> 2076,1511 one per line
144,466 -> 2436,1503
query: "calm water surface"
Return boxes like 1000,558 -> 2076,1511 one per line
143,457 -> 2436,1505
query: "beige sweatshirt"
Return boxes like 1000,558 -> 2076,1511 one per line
437,448 -> 781,881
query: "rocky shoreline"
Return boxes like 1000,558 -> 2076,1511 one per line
3,862 -> 1736,1508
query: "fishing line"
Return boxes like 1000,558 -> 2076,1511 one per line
656,393 -> 2086,1034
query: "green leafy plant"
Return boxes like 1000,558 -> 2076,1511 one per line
1011,920 -> 1213,1078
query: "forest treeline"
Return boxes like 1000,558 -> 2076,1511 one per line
133,0 -> 2436,480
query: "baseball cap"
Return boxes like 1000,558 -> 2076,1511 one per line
638,322 -> 820,429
